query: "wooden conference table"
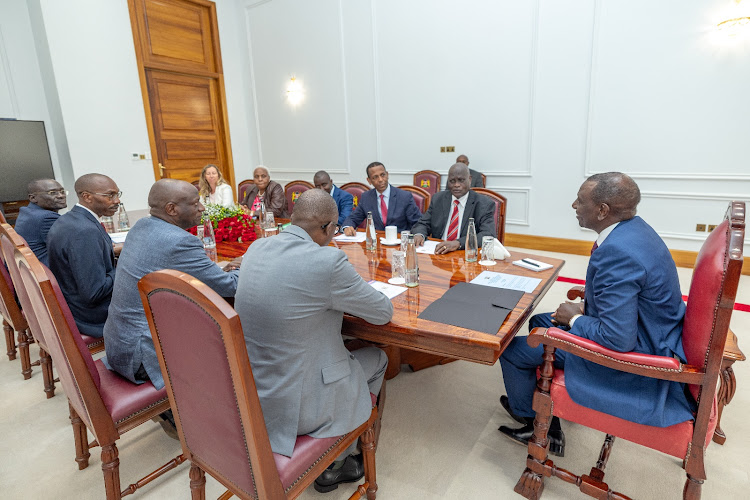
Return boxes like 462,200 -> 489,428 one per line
218,230 -> 564,376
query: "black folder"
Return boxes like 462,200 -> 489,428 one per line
418,282 -> 524,334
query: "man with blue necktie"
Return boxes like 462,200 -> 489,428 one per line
498,172 -> 694,457
342,162 -> 421,235
313,170 -> 353,226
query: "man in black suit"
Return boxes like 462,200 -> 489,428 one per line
14,179 -> 67,266
412,163 -> 496,254
456,154 -> 484,188
47,174 -> 121,338
342,162 -> 422,234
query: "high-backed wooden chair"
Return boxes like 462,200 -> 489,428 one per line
237,178 -> 255,205
413,170 -> 441,196
515,201 -> 745,500
0,236 -> 24,361
480,173 -> 487,187
15,245 -> 182,499
1,223 -> 52,391
398,185 -> 431,214
283,180 -> 314,214
2,224 -> 105,396
471,187 -> 507,243
139,269 -> 379,499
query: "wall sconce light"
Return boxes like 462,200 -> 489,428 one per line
717,0 -> 750,36
286,77 -> 304,106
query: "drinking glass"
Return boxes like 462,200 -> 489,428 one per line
389,250 -> 406,285
479,236 -> 496,266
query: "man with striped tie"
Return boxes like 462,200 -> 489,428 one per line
411,162 -> 496,254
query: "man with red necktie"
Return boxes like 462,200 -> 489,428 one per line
342,162 -> 422,235
411,162 -> 496,254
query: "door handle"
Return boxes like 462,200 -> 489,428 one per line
158,163 -> 165,177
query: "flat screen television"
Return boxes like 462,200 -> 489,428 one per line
0,119 -> 56,202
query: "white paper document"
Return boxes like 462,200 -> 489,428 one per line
334,233 -> 366,243
512,258 -> 553,272
109,231 -> 129,244
368,280 -> 408,300
415,240 -> 439,254
470,271 -> 541,294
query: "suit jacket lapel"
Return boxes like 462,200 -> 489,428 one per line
459,191 -> 476,237
433,193 -> 451,237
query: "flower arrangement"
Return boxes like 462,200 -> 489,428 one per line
188,204 -> 257,243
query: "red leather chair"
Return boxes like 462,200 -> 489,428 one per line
237,178 -> 255,205
284,180 -> 314,214
139,269 -> 380,499
2,224 -> 105,396
398,185 -> 431,214
0,233 -> 24,361
340,182 -> 371,228
515,201 -> 745,500
413,170 -> 441,196
470,187 -> 507,244
14,245 -> 182,500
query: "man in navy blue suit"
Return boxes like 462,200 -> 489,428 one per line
342,162 -> 422,235
498,172 -> 694,457
313,170 -> 353,225
14,179 -> 68,266
47,174 -> 121,338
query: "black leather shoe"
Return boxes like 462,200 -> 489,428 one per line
498,417 -> 566,457
314,454 -> 364,493
499,395 -> 532,425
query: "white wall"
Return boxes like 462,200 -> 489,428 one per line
3,0 -> 748,251
240,0 -> 750,251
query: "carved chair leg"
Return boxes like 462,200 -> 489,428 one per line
4,320 -> 16,360
69,402 -> 91,470
587,434 -> 616,483
40,348 -> 56,398
360,421 -> 378,500
101,443 -> 121,500
373,380 -> 386,451
713,358 -> 736,445
189,464 -> 206,500
515,344 -> 557,500
17,328 -> 32,379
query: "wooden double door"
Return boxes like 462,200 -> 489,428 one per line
128,0 -> 235,190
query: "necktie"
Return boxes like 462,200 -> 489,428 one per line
591,241 -> 598,255
446,200 -> 460,241
380,194 -> 388,224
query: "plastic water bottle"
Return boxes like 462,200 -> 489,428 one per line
405,234 -> 419,287
258,201 -> 267,227
365,211 -> 377,251
465,217 -> 478,262
117,203 -> 130,231
202,220 -> 218,263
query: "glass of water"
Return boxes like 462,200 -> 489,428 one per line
479,236 -> 496,266
389,250 -> 406,285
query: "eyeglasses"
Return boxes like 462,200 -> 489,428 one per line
85,191 -> 123,200
32,189 -> 68,196
321,221 -> 341,234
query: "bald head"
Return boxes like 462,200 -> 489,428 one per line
447,162 -> 471,198
27,178 -> 66,212
74,173 -> 120,217
313,170 -> 333,193
148,179 -> 204,229
291,189 -> 339,246
586,172 -> 640,220
74,173 -> 114,195
456,155 -> 469,166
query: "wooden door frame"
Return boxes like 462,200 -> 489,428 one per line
127,0 -> 236,192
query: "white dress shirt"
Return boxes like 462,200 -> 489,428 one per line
440,192 -> 470,241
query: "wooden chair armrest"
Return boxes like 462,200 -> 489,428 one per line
527,327 -> 705,384
567,286 -> 585,300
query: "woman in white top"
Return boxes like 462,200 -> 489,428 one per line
198,164 -> 234,207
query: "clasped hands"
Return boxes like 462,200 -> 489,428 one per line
550,301 -> 584,327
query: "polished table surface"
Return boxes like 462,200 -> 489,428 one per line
218,231 -> 564,365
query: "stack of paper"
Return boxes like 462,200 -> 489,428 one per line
512,258 -> 552,272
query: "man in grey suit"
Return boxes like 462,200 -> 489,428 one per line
235,189 -> 392,493
412,162 -> 496,254
103,179 -> 240,435
456,154 -> 484,187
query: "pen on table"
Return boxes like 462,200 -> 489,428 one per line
521,258 -> 540,268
